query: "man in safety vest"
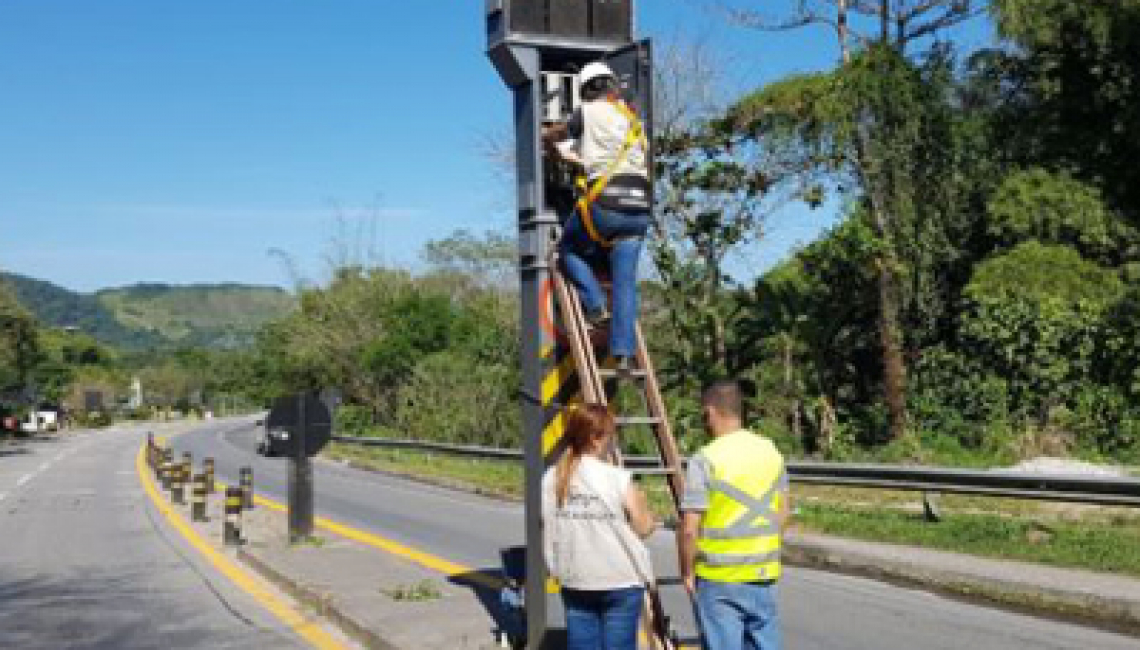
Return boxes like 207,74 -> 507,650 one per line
543,61 -> 651,374
678,380 -> 789,649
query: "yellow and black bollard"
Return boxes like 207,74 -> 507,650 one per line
160,459 -> 174,492
171,462 -> 186,505
239,466 -> 254,510
157,449 -> 172,482
191,473 -> 208,522
203,457 -> 215,494
182,451 -> 192,472
224,487 -> 243,546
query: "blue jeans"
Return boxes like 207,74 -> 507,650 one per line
695,579 -> 781,650
562,586 -> 644,650
560,205 -> 651,358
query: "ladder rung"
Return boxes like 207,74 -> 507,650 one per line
597,368 -> 648,379
629,467 -> 679,476
615,416 -> 662,426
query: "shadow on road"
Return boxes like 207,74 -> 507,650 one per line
447,546 -> 569,650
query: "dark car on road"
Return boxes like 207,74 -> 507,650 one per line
256,427 -> 292,457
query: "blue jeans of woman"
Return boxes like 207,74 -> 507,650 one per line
559,205 -> 651,358
694,579 -> 781,650
561,586 -> 645,650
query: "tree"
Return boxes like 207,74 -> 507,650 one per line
715,1 -> 985,439
0,280 -> 41,405
727,44 -> 979,439
987,0 -> 1140,216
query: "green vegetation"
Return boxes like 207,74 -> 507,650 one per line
794,502 -> 1140,577
325,443 -> 523,499
96,282 -> 294,346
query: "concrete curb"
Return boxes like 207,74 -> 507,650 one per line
783,537 -> 1140,636
237,547 -> 402,650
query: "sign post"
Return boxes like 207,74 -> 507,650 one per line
266,391 -> 333,543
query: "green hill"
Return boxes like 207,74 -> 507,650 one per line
1,273 -> 295,350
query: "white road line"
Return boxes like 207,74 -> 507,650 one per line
37,462 -> 50,472
16,474 -> 32,487
0,492 -> 7,502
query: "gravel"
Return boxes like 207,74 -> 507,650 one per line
1007,456 -> 1130,478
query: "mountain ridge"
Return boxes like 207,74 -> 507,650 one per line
0,272 -> 295,350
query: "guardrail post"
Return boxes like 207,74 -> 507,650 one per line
239,466 -> 254,510
204,458 -> 215,494
191,473 -> 208,522
224,487 -> 243,546
922,491 -> 942,523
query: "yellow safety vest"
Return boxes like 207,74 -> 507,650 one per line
575,99 -> 648,248
695,430 -> 785,583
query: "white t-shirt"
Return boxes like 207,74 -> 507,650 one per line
541,456 -> 653,591
570,100 -> 649,182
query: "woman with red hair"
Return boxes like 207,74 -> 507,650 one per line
542,404 -> 658,650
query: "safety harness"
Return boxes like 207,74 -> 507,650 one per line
575,99 -> 649,248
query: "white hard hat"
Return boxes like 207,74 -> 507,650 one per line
579,61 -> 616,86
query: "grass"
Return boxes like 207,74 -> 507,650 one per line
325,443 -> 523,498
793,501 -> 1140,577
323,443 -> 1140,576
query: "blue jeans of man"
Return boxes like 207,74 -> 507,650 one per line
695,579 -> 781,650
560,205 -> 651,358
562,586 -> 645,650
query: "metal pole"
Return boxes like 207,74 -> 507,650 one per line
289,392 -> 314,542
505,45 -> 559,650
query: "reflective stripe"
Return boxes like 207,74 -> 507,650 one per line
697,550 -> 780,567
699,524 -> 779,540
700,472 -> 783,539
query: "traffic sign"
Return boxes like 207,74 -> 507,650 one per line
265,392 -> 333,457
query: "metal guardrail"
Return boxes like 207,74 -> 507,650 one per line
331,435 -> 1140,507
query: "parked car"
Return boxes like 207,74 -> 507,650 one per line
256,427 -> 292,457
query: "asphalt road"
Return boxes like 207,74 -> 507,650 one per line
0,424 -> 310,650
172,417 -> 1140,650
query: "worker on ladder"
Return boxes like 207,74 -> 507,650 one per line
544,61 -> 651,374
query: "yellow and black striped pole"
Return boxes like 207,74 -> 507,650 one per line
224,487 -> 243,546
171,461 -> 186,504
160,458 -> 173,492
203,458 -> 215,494
191,473 -> 208,522
239,466 -> 254,510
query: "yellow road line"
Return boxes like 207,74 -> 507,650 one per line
135,446 -> 349,650
218,481 -> 508,592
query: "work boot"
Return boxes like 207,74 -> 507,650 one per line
585,308 -> 611,329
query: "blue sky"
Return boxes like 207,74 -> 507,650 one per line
0,1 -> 992,292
